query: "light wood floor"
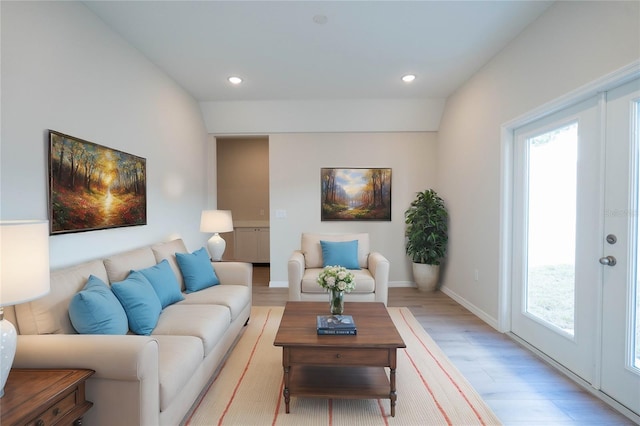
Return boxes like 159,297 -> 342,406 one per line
251,266 -> 637,425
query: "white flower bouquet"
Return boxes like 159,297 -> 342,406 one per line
317,265 -> 356,293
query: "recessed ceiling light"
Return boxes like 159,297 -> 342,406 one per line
402,74 -> 416,83
228,76 -> 242,85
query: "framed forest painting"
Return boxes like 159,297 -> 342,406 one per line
48,131 -> 147,234
321,168 -> 391,221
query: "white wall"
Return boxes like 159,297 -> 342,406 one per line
200,99 -> 445,134
269,132 -> 437,285
437,1 -> 640,324
1,1 -> 210,268
200,75 -> 444,287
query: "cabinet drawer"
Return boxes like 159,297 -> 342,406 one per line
27,390 -> 77,426
289,347 -> 390,366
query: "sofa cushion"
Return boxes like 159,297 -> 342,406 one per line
136,259 -> 185,308
153,304 -> 230,356
180,285 -> 251,321
320,240 -> 360,269
175,247 -> 220,293
15,259 -> 109,335
111,271 -> 163,336
155,335 -> 203,412
104,246 -> 157,283
151,239 -> 189,291
301,268 -> 375,294
302,233 -> 369,269
68,275 -> 128,335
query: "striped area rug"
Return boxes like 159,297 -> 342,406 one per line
185,306 -> 501,426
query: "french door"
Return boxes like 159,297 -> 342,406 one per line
600,79 -> 640,414
511,78 -> 640,416
512,96 -> 601,383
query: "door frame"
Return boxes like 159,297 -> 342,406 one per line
498,59 -> 640,420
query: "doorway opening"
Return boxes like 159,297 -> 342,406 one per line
216,136 -> 270,264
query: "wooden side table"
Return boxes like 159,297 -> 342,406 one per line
0,369 -> 94,426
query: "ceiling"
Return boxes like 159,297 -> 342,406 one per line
84,1 -> 553,102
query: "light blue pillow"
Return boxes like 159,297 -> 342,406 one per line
175,247 -> 220,293
320,240 -> 360,270
111,271 -> 162,335
136,259 -> 185,308
69,275 -> 128,335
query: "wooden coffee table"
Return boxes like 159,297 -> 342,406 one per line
273,301 -> 406,417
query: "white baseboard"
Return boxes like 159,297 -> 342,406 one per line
440,285 -> 500,331
269,281 -> 288,288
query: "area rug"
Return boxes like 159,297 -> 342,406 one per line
184,306 -> 501,426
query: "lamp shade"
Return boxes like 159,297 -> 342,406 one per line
1,220 -> 51,306
200,210 -> 233,233
0,220 -> 51,398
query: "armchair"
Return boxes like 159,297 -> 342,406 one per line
288,233 -> 390,305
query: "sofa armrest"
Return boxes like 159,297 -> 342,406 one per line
14,334 -> 158,380
288,250 -> 305,301
211,261 -> 252,288
14,334 -> 160,426
368,252 -> 390,306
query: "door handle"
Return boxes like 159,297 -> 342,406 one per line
599,256 -> 617,266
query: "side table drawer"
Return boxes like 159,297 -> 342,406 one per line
290,347 -> 390,366
26,390 -> 77,426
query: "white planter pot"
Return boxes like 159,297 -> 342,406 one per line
412,263 -> 439,292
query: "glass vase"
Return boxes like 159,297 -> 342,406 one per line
330,289 -> 345,315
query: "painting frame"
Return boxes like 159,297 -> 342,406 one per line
48,130 -> 147,235
321,168 -> 392,221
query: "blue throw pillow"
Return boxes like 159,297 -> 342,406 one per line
136,259 -> 185,308
111,271 -> 162,336
68,275 -> 128,335
320,240 -> 360,269
175,247 -> 220,293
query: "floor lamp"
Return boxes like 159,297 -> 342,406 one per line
0,220 -> 51,397
200,210 -> 234,261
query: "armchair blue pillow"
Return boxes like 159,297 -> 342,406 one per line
175,247 -> 220,293
320,240 -> 360,270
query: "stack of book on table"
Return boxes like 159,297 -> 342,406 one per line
316,315 -> 357,335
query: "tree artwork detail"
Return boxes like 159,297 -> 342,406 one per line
321,168 -> 391,221
49,131 -> 146,234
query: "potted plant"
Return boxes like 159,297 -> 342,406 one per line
404,189 -> 448,291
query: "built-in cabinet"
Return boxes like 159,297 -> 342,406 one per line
234,227 -> 270,263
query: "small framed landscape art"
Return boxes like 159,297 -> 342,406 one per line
48,130 -> 147,234
321,168 -> 391,221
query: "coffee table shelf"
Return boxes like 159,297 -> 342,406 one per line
289,366 -> 391,399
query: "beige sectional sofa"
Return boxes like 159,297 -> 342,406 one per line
4,238 -> 252,426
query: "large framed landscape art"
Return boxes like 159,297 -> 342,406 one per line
321,168 -> 391,221
48,131 -> 147,234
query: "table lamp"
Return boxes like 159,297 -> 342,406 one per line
200,210 -> 233,261
0,220 -> 51,397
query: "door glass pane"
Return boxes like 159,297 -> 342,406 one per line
526,122 -> 578,335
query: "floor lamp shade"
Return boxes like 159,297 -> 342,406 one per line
200,210 -> 233,261
0,220 -> 51,397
